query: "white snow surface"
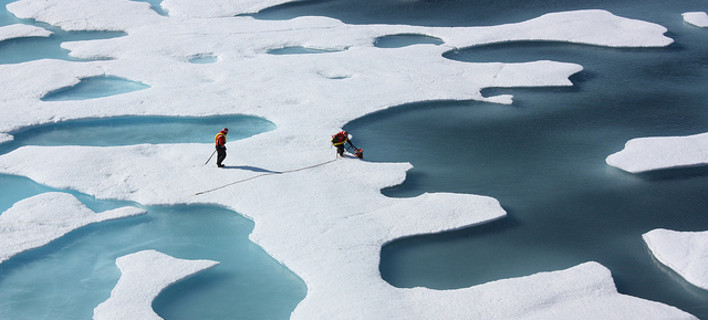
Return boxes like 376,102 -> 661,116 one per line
683,12 -> 708,27
0,132 -> 12,144
93,250 -> 219,320
643,229 -> 708,291
0,24 -> 52,42
161,0 -> 295,18
0,0 -> 697,319
0,192 -> 145,264
606,132 -> 708,173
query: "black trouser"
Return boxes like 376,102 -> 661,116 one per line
335,144 -> 345,156
216,145 -> 227,166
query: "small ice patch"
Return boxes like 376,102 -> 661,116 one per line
0,132 -> 13,144
643,229 -> 708,291
0,24 -> 52,42
606,132 -> 708,173
93,250 -> 219,320
683,12 -> 708,28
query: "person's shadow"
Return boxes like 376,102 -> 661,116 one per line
221,165 -> 282,174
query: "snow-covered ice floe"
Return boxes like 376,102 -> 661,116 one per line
683,12 -> 708,28
0,192 -> 145,264
0,24 -> 52,42
643,229 -> 708,291
0,8 -> 672,133
0,132 -> 12,144
606,132 -> 708,173
93,250 -> 219,320
0,0 -> 698,318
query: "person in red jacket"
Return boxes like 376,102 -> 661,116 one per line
214,128 -> 228,167
331,130 -> 362,158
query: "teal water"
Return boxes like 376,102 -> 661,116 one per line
1,1 -> 305,318
0,191 -> 306,320
40,76 -> 149,101
188,54 -> 218,64
0,114 -> 301,320
130,0 -> 168,17
1,0 -> 125,64
0,29 -> 125,64
0,115 -> 275,154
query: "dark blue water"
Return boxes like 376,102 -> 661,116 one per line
334,1 -> 708,318
253,0 -> 706,28
373,34 -> 443,48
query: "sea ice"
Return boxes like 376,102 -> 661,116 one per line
93,249 -> 219,320
683,12 -> 708,28
0,192 -> 145,264
605,132 -> 708,173
0,132 -> 12,144
0,140 -> 697,319
161,0 -> 296,18
643,229 -> 708,291
0,24 -> 52,42
0,0 -> 697,318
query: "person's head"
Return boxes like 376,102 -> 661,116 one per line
222,128 -> 229,134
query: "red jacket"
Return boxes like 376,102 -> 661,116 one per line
331,131 -> 348,146
215,131 -> 227,146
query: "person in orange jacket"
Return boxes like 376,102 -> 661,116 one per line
215,128 -> 228,167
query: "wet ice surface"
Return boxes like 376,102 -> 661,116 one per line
0,24 -> 50,42
644,229 -> 708,291
0,0 -> 706,319
683,11 -> 708,27
606,133 -> 708,173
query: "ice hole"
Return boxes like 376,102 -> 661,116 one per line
374,34 -> 443,48
40,76 -> 150,101
188,54 -> 218,64
267,46 -> 345,55
129,0 -> 168,16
